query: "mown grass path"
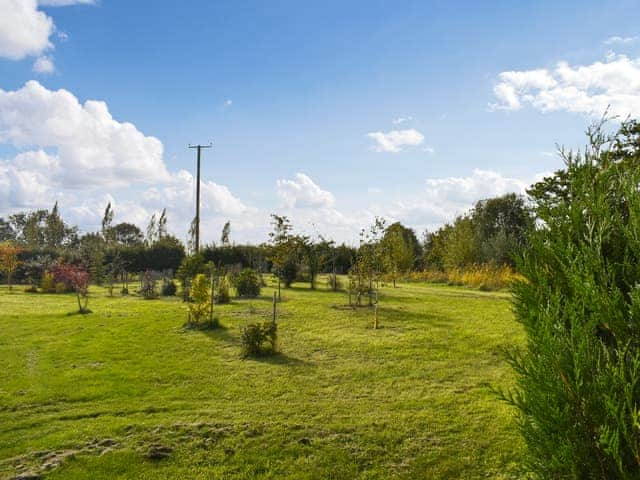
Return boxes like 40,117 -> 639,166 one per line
0,280 -> 523,479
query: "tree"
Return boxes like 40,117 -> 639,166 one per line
381,222 -> 420,287
221,221 -> 231,246
268,214 -> 297,294
52,264 -> 91,313
112,222 -> 143,246
473,193 -> 533,266
157,208 -> 168,240
508,119 -> 640,478
0,218 -> 15,242
44,202 -> 66,249
351,217 -> 386,305
146,213 -> 157,245
102,202 -> 115,244
0,242 -> 23,291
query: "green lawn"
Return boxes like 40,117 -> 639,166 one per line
0,279 -> 524,479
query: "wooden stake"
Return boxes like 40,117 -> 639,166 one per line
272,291 -> 277,324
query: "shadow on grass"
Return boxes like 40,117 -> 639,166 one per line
244,351 -> 310,367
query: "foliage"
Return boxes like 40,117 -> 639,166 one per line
41,271 -> 55,293
53,263 -> 91,313
0,242 -> 23,291
326,273 -> 343,291
161,280 -> 177,297
423,194 -> 533,270
241,321 -> 277,357
268,214 -> 299,288
507,119 -> 640,478
176,253 -> 205,301
216,276 -> 231,304
221,221 -> 231,246
235,268 -> 261,298
380,222 -> 420,287
187,274 -> 211,324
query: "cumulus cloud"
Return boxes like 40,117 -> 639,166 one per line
33,55 -> 55,73
0,81 -> 170,188
366,128 -> 424,153
0,0 -> 93,64
276,173 -> 335,209
0,82 -> 256,243
378,169 -> 540,231
0,0 -> 53,60
491,54 -> 640,117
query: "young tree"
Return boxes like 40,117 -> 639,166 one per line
221,221 -> 231,246
53,264 -> 91,313
146,213 -> 157,246
102,202 -> 115,244
44,202 -> 66,249
268,214 -> 297,296
508,119 -> 640,478
0,242 -> 22,291
157,208 -> 168,239
381,222 -> 419,287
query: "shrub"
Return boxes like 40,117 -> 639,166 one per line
235,268 -> 261,298
216,276 -> 231,304
507,120 -> 640,478
187,274 -> 212,325
55,282 -> 66,294
161,280 -> 177,297
24,285 -> 38,293
279,259 -> 298,287
121,286 -> 129,295
53,264 -> 90,313
41,272 -> 55,293
241,321 -> 277,357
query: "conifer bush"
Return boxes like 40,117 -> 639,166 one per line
235,268 -> 261,298
508,120 -> 640,478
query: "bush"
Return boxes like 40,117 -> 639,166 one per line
507,120 -> 640,478
235,268 -> 261,298
216,276 -> 231,304
121,286 -> 129,295
187,274 -> 212,325
241,321 -> 277,357
279,259 -> 298,288
161,280 -> 177,296
41,271 -> 55,293
24,285 -> 38,293
55,282 -> 67,294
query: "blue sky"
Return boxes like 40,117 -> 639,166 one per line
1,0 -> 640,244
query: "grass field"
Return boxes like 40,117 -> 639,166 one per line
0,279 -> 524,479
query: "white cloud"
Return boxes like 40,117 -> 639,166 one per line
224,99 -> 232,107
392,116 -> 413,124
0,81 -> 170,187
492,54 -> 640,117
33,55 -> 55,73
366,128 -> 424,153
276,173 -> 334,209
0,0 -> 93,62
604,36 -> 639,46
0,0 -> 53,60
0,82 -> 258,244
377,169 -> 541,232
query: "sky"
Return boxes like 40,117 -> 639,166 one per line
1,0 -> 640,245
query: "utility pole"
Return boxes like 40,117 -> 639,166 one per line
188,143 -> 212,253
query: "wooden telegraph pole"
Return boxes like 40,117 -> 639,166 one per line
188,143 -> 212,253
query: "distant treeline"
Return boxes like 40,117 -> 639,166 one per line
0,191 -> 533,287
